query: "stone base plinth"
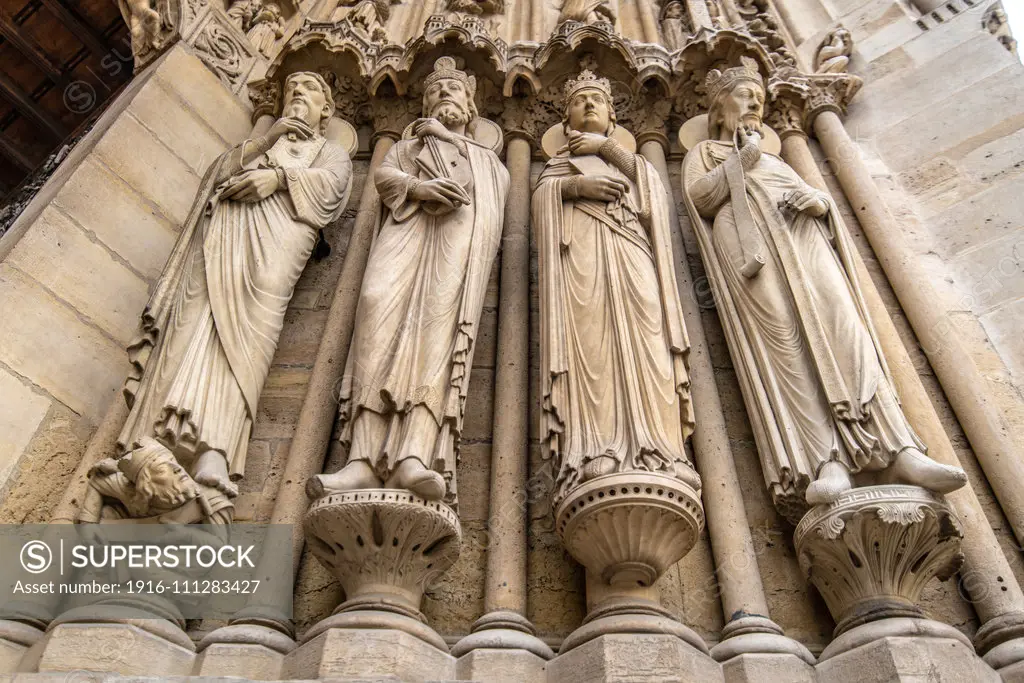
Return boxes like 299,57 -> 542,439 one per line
456,647 -> 548,682
0,619 -> 44,673
546,633 -> 723,683
815,636 -> 998,683
722,652 -> 816,683
33,623 -> 195,675
194,642 -> 285,679
282,627 -> 456,681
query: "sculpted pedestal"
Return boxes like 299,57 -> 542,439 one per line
794,484 -> 996,681
284,490 -> 460,680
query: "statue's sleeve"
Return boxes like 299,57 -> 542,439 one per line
686,149 -> 730,219
374,143 -> 421,222
281,143 -> 353,228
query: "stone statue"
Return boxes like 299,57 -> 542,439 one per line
534,71 -> 700,506
247,2 -> 284,57
227,0 -> 259,31
117,0 -> 163,58
660,0 -> 690,50
680,58 -> 966,523
307,57 -> 509,503
113,72 -> 352,520
330,0 -> 400,41
814,27 -> 852,73
558,0 -> 616,25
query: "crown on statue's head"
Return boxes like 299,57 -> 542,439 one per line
705,56 -> 764,103
424,57 -> 477,96
563,70 -> 613,108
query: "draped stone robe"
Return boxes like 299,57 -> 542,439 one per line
339,132 -> 508,503
682,140 -> 924,523
558,0 -> 614,23
119,134 -> 352,481
535,152 -> 695,506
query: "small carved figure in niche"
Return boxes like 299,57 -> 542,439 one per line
307,57 -> 508,503
815,27 -> 853,73
118,0 -> 162,56
558,0 -> 616,25
680,58 -> 966,523
534,71 -> 700,506
444,0 -> 504,14
247,2 -> 284,57
111,72 -> 352,523
227,0 -> 260,31
660,0 -> 690,49
331,0 -> 400,41
984,4 -> 1018,55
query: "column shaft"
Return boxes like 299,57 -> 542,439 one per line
813,110 -> 1024,549
635,0 -> 661,43
686,0 -> 714,31
483,136 -> 532,615
783,130 -> 1024,625
640,139 -> 771,622
273,134 -> 395,577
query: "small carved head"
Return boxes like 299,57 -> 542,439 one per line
706,57 -> 765,140
563,70 -> 616,135
257,2 -> 281,21
282,71 -> 335,135
119,437 -> 196,513
422,57 -> 478,127
662,0 -> 685,19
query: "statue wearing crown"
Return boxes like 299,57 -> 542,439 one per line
680,58 -> 966,523
535,71 -> 700,507
308,57 -> 508,503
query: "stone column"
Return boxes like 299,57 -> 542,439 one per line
784,97 -> 1024,678
686,0 -> 714,31
634,0 -> 662,43
810,101 -> 1024,551
451,135 -> 554,680
195,108 -> 405,679
640,135 -> 814,679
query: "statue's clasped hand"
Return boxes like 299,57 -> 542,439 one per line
268,116 -> 315,144
566,130 -> 608,156
413,117 -> 453,143
778,188 -> 828,218
576,175 -> 629,202
223,169 -> 280,203
410,177 -> 472,209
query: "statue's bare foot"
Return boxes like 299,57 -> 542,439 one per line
673,460 -> 702,491
306,460 -> 381,500
806,460 -> 852,505
886,448 -> 967,494
581,454 -> 617,481
193,451 -> 239,499
387,458 -> 445,501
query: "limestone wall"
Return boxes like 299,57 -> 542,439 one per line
0,45 -> 252,521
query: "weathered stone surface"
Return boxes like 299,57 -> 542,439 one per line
35,624 -> 195,675
546,634 -> 724,683
815,636 -> 998,683
5,206 -> 150,345
455,647 -> 547,682
0,265 -> 124,422
194,643 -> 284,679
0,369 -> 49,489
282,628 -> 456,680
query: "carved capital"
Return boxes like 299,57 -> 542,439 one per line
794,485 -> 963,637
370,96 -> 416,141
803,74 -> 863,128
247,79 -> 281,121
765,76 -> 810,139
621,91 -> 673,150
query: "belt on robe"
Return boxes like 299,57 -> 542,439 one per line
573,199 -> 653,258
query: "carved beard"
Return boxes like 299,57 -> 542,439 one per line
431,101 -> 472,128
284,99 -> 317,130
